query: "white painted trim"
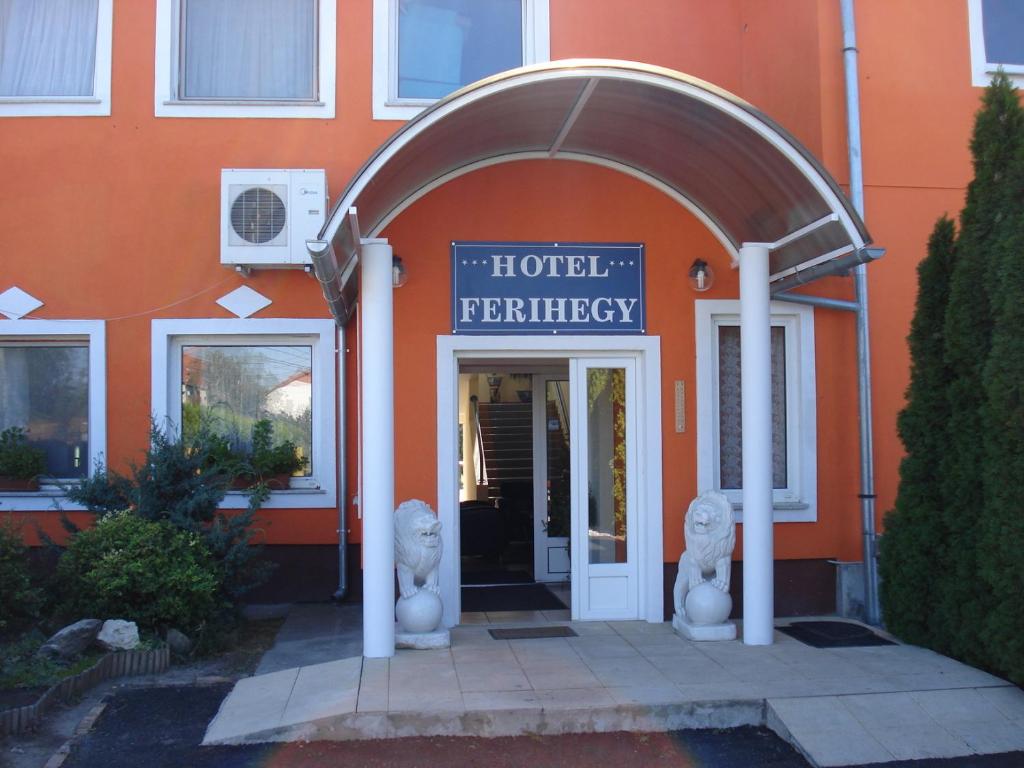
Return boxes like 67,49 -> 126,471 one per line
436,334 -> 663,628
0,320 -> 106,511
368,152 -> 739,264
154,0 -> 337,118
0,0 -> 113,117
328,63 -> 866,259
967,0 -> 1024,88
372,0 -> 550,121
150,318 -> 338,509
532,373 -> 570,582
694,299 -> 817,523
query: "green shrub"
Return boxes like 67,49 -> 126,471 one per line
0,516 -> 42,633
65,423 -> 273,603
0,427 -> 46,480
56,512 -> 221,633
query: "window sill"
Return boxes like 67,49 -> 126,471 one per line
0,98 -> 109,117
0,490 -> 87,512
220,487 -> 334,510
728,500 -> 815,524
156,99 -> 333,119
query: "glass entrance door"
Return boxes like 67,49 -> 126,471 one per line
570,358 -> 639,620
532,376 -> 570,582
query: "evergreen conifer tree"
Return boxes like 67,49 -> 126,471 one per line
879,217 -> 956,645
938,72 -> 1023,663
979,81 -> 1024,684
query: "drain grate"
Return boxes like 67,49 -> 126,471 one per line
488,626 -> 578,640
778,621 -> 896,648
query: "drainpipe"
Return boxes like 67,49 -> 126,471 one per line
333,324 -> 348,601
840,0 -> 881,626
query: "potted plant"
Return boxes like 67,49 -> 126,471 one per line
234,419 -> 308,490
0,427 -> 47,491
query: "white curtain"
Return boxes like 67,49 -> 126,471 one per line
718,325 -> 788,490
0,0 -> 98,97
182,0 -> 316,100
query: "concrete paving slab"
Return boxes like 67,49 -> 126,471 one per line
357,657 -> 389,713
201,606 -> 1024,764
279,658 -> 361,727
872,723 -> 975,761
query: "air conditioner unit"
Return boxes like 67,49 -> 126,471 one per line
220,169 -> 327,268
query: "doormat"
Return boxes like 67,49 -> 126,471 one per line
461,584 -> 567,612
489,626 -> 578,640
777,621 -> 896,648
461,569 -> 533,586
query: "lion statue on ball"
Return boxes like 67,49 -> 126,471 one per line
395,499 -> 443,599
672,491 -> 735,621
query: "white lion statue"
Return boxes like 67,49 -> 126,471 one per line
394,499 -> 443,600
672,490 -> 736,621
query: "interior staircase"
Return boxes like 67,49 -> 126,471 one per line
476,401 -> 532,501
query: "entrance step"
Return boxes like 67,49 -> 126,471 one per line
203,662 -> 764,744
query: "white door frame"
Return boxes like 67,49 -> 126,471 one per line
533,373 -> 570,583
436,335 -> 664,628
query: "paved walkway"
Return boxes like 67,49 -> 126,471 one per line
204,608 -> 1024,767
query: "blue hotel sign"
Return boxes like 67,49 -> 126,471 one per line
451,242 -> 645,335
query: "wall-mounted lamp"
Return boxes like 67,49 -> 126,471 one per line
688,258 -> 714,292
392,255 -> 408,288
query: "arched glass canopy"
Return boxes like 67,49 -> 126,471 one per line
310,60 -> 874,320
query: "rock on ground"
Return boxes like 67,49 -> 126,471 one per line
39,619 -> 103,659
96,620 -> 140,651
166,628 -> 192,655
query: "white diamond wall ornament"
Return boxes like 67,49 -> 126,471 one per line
215,286 -> 272,318
672,490 -> 738,641
394,499 -> 450,649
0,287 -> 44,320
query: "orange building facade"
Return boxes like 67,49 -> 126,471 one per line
0,1 -> 1011,641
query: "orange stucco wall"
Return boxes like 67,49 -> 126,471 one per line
0,1 -> 991,567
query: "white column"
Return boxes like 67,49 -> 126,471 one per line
739,243 -> 774,646
361,240 -> 396,658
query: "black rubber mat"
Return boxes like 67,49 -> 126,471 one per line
489,626 -> 578,640
461,569 -> 533,586
777,620 -> 896,648
460,583 -> 567,612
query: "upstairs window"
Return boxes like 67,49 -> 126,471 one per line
0,0 -> 113,116
373,0 -> 549,119
155,0 -> 336,118
968,0 -> 1024,86
179,0 -> 316,101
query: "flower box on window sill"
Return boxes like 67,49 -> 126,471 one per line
0,477 -> 40,492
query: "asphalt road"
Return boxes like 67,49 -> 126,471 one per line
59,685 -> 1023,768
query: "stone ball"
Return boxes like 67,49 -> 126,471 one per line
685,582 -> 732,626
396,590 -> 443,634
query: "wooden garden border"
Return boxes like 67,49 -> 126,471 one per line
1,646 -> 170,737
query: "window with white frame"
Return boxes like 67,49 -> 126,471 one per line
695,300 -> 817,522
0,320 -> 106,506
968,0 -> 1024,87
0,0 -> 113,117
151,319 -> 338,509
372,0 -> 549,120
154,0 -> 336,118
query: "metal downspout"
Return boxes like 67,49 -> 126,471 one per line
840,0 -> 881,626
333,325 -> 348,601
